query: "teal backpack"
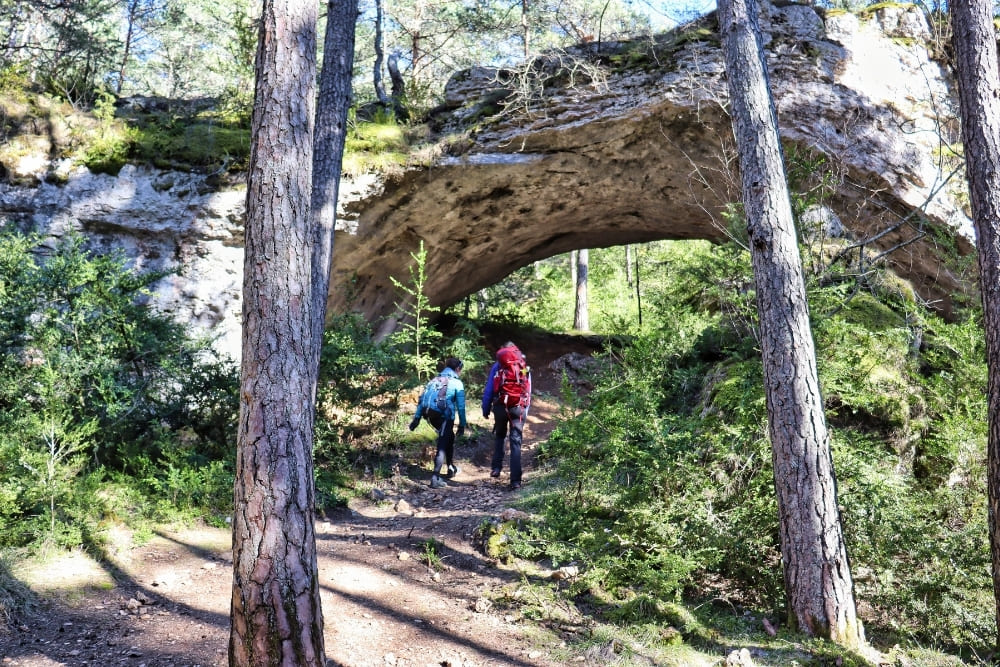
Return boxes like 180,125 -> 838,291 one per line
421,374 -> 451,417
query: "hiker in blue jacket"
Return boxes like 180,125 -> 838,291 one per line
410,357 -> 467,489
482,342 -> 531,491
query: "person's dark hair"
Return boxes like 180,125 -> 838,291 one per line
445,357 -> 463,371
501,341 -> 515,348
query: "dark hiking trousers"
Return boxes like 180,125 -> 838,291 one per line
491,402 -> 525,485
426,410 -> 455,477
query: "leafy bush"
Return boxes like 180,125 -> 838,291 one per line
523,239 -> 992,654
0,229 -> 238,547
80,125 -> 140,174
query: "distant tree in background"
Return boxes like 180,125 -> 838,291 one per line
0,0 -> 653,114
0,0 -> 118,105
123,0 -> 254,101
114,0 -> 162,94
0,0 -> 253,106
354,0 -> 650,110
948,0 -> 1000,647
574,248 -> 589,331
372,0 -> 389,105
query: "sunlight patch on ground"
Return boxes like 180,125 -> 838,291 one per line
14,550 -> 114,602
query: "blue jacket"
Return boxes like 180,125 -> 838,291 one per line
414,366 -> 467,428
481,362 -> 500,417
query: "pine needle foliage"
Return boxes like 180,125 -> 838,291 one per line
518,239 -> 991,657
0,229 -> 238,548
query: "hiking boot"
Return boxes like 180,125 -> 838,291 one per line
490,469 -> 501,478
447,464 -> 460,477
430,475 -> 448,489
508,481 -> 522,491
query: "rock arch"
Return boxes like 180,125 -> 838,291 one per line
0,2 -> 974,361
329,1 -> 975,337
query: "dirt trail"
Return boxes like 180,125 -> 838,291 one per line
1,334 -> 602,667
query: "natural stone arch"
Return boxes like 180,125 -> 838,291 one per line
0,1 -> 973,362
329,1 -> 975,336
331,103 -> 737,337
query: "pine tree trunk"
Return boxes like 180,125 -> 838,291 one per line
949,0 -> 1000,646
717,0 -> 863,648
373,0 -> 387,104
229,0 -> 325,662
311,0 -> 358,367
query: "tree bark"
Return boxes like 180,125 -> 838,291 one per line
717,0 -> 863,648
574,248 -> 589,331
229,0 -> 325,662
625,244 -> 633,289
949,0 -> 1000,647
521,0 -> 530,59
311,0 -> 358,369
373,0 -> 387,105
387,51 -> 403,98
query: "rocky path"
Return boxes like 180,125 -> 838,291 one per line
1,334 -> 601,667
319,398 -> 566,667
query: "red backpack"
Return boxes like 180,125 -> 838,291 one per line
493,345 -> 530,408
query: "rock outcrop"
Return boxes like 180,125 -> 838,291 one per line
0,1 -> 975,358
332,1 -> 972,338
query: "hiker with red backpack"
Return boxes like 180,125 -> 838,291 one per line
482,342 -> 531,491
410,357 -> 468,489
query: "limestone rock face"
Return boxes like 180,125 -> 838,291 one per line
0,163 -> 380,360
0,1 -> 975,357
0,163 -> 247,358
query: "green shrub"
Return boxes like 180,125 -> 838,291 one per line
130,118 -> 250,172
0,229 -> 238,548
521,239 -> 992,655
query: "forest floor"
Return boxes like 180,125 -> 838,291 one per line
0,331 -> 619,667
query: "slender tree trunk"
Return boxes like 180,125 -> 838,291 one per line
229,0 -> 325,662
625,244 -> 633,288
476,289 -> 487,318
373,0 -> 387,104
116,0 -> 140,95
311,0 -> 358,368
409,0 -> 425,91
574,248 -> 589,331
388,51 -> 405,100
387,50 -> 408,120
596,0 -> 610,51
717,0 -> 863,648
949,0 -> 1000,646
570,250 -> 577,324
521,0 -> 530,59
635,244 -> 641,325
